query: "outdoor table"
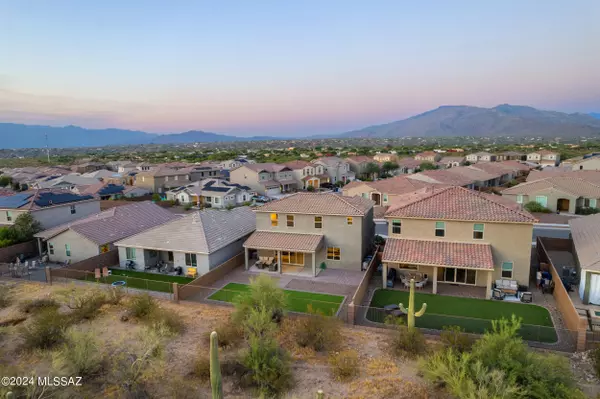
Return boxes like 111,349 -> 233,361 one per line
384,304 -> 400,314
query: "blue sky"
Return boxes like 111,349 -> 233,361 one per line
1,0 -> 599,136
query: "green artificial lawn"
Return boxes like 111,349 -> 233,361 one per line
367,289 -> 558,343
208,282 -> 344,315
79,268 -> 193,293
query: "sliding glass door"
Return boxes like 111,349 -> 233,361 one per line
437,267 -> 477,285
281,251 -> 305,266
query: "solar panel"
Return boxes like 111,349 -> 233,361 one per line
0,193 -> 34,209
34,193 -> 94,207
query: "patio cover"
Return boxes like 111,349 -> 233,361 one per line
382,238 -> 494,270
244,231 -> 324,252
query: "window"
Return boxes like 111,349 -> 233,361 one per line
347,217 -> 353,225
287,215 -> 294,227
185,253 -> 197,267
174,175 -> 178,181
168,251 -> 174,262
327,247 -> 341,261
125,247 -> 136,259
437,267 -> 476,285
584,198 -> 591,207
383,194 -> 388,203
165,176 -> 169,181
214,197 -> 220,204
270,213 -> 278,227
516,195 -> 524,204
501,262 -> 513,278
49,243 -> 54,255
5,211 -> 12,222
592,199 -> 598,208
435,221 -> 445,237
392,220 -> 401,234
473,224 -> 484,240
70,205 -> 76,214
281,251 -> 304,265
535,195 -> 547,207
65,244 -> 71,257
362,193 -> 368,198
314,216 -> 322,228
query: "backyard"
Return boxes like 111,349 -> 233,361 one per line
208,282 -> 345,315
367,289 -> 558,343
78,268 -> 194,293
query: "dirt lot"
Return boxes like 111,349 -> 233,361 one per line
0,281 -> 444,399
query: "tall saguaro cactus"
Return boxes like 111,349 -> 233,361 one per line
399,278 -> 427,329
210,331 -> 223,399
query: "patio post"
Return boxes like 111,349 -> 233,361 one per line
244,247 -> 249,271
485,271 -> 493,299
382,263 -> 387,289
312,253 -> 316,276
278,250 -> 282,274
432,266 -> 438,294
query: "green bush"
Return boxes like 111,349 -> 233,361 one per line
241,336 -> 292,396
328,350 -> 359,381
295,305 -> 341,352
390,326 -> 427,359
53,329 -> 103,377
127,293 -> 158,319
524,201 -> 552,213
106,286 -> 125,305
440,326 -> 472,353
183,202 -> 193,211
67,291 -> 108,323
19,298 -> 59,314
232,274 -> 287,325
21,308 -> 67,350
576,207 -> 600,215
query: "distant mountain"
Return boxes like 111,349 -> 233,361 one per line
343,105 -> 600,138
0,123 -> 281,149
591,113 -> 600,120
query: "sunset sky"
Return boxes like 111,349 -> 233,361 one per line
1,0 -> 599,136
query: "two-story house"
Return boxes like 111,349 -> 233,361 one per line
342,176 -> 439,206
496,151 -> 526,161
438,156 -> 465,168
383,186 -> 537,298
243,193 -> 374,276
373,153 -> 398,163
283,160 -> 329,189
527,150 -> 560,166
220,158 -> 256,170
168,179 -> 254,208
229,163 -> 296,196
465,152 -> 497,163
346,156 -> 377,179
313,157 -> 355,184
134,167 -> 190,193
414,151 -> 442,163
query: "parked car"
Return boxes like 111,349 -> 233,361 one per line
386,268 -> 397,288
320,182 -> 334,189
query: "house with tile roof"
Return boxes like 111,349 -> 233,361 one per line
34,201 -> 175,264
133,166 -> 191,193
342,175 -> 441,206
465,152 -> 497,163
243,192 -> 374,275
346,156 -> 378,179
167,178 -> 254,208
414,151 -> 442,163
438,156 -> 465,168
313,157 -> 355,185
496,151 -> 526,161
383,186 -> 537,298
373,153 -> 399,163
407,169 -> 476,188
502,176 -> 600,213
283,160 -> 330,189
115,207 -> 255,276
569,214 -> 600,305
0,189 -> 100,229
395,157 -> 422,174
229,163 -> 297,196
527,150 -> 560,166
569,155 -> 600,171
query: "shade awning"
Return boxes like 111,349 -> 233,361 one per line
244,231 -> 324,252
382,238 -> 494,270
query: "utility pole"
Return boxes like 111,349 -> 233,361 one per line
45,133 -> 50,163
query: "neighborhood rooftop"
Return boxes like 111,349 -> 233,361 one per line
569,214 -> 600,272
0,189 -> 95,210
254,192 -> 374,216
502,176 -> 600,198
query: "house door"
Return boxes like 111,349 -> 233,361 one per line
371,193 -> 381,206
557,198 -> 570,212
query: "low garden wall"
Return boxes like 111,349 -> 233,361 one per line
179,252 -> 244,300
49,250 -> 119,279
0,240 -> 37,263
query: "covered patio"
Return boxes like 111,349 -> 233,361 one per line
243,230 -> 324,277
382,238 -> 495,299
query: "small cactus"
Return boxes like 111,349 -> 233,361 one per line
316,389 -> 324,399
210,331 -> 223,399
399,278 -> 427,329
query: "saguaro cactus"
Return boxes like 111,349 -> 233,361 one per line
399,278 -> 427,329
316,389 -> 324,399
210,331 -> 223,399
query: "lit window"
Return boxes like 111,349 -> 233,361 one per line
314,216 -> 322,229
347,217 -> 353,225
473,224 -> 484,240
501,262 -> 513,278
287,215 -> 294,227
435,221 -> 445,237
270,213 -> 278,227
126,247 -> 136,260
327,247 -> 341,260
185,253 -> 197,267
392,220 -> 401,234
70,205 -> 76,214
65,244 -> 71,257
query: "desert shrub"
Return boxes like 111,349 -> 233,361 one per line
193,353 -> 211,381
440,325 -> 472,353
329,349 -> 360,381
149,308 -> 185,336
0,285 -> 11,308
55,287 -> 108,322
524,201 -> 552,213
21,308 -> 67,350
295,305 -> 341,352
232,274 -> 287,325
241,336 -> 292,396
19,297 -> 59,314
106,286 -> 125,305
127,293 -> 158,319
53,329 -> 103,377
205,320 -> 243,348
592,346 -> 600,378
183,202 -> 193,211
390,326 -> 426,359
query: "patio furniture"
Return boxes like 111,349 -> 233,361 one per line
386,268 -> 397,288
492,288 -> 505,300
520,291 -> 533,303
268,262 -> 278,272
125,260 -> 136,270
390,309 -> 404,318
187,268 -> 198,278
415,280 -> 424,289
29,261 -> 37,270
102,267 -> 110,277
384,304 -> 400,314
495,279 -> 518,296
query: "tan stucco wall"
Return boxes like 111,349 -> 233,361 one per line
134,174 -> 158,192
385,218 -> 533,286
502,189 -> 579,213
230,167 -> 265,194
572,157 -> 600,171
342,184 -> 374,198
0,209 -> 28,226
48,229 -> 100,264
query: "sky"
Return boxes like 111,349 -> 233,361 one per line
1,0 -> 599,137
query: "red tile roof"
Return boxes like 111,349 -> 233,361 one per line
408,169 -> 475,186
244,231 -> 324,252
255,192 -> 373,216
386,186 -> 537,223
382,238 -> 494,270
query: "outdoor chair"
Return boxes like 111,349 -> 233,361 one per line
415,281 -> 424,289
492,288 -> 505,300
29,261 -> 37,270
520,291 -> 533,303
187,268 -> 198,278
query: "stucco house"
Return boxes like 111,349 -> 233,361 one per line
383,186 -> 537,298
570,155 -> 600,171
34,202 -> 175,264
134,167 -> 191,193
167,179 -> 254,208
570,214 -> 600,305
346,156 -> 377,179
527,150 -> 560,166
243,193 -> 374,275
283,160 -> 329,189
373,153 -> 398,163
465,152 -> 497,163
496,151 -> 526,161
229,163 -> 297,196
0,189 -> 100,230
313,157 -> 355,184
115,207 -> 256,277
342,176 -> 440,207
414,151 -> 442,163
407,169 -> 476,189
438,156 -> 465,168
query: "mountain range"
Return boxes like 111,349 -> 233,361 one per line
1,105 -> 600,148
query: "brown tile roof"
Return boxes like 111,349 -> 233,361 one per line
446,166 -> 500,181
373,206 -> 389,219
283,160 -> 312,170
386,186 -> 537,223
244,231 -> 324,252
346,156 -> 373,164
243,163 -> 291,173
396,158 -> 421,168
382,238 -> 494,270
503,177 -> 600,198
366,176 -> 439,196
255,192 -> 373,216
408,169 -> 475,186
569,214 -> 600,271
526,169 -> 600,184
416,151 -> 437,157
